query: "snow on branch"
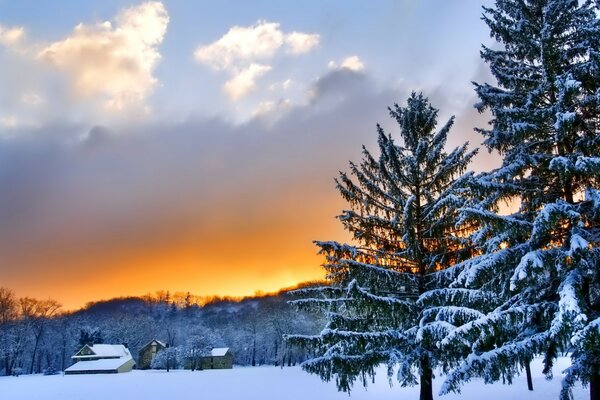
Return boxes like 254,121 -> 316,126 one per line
440,332 -> 548,395
548,269 -> 587,341
418,288 -> 497,310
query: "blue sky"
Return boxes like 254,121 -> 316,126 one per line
0,1 -> 497,308
0,0 -> 492,122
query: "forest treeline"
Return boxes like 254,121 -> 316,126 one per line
0,285 -> 323,376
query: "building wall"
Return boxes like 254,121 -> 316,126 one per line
65,369 -> 118,375
117,359 -> 136,373
138,348 -> 153,369
138,342 -> 164,369
76,346 -> 94,356
201,353 -> 233,369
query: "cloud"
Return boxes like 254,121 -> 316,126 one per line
224,63 -> 272,100
340,56 -> 365,72
21,93 -> 43,105
252,100 -> 276,116
194,21 -> 284,70
268,79 -> 294,92
282,79 -> 293,90
285,32 -> 320,55
79,125 -> 114,148
252,98 -> 291,118
0,25 -> 25,47
194,20 -> 319,101
37,1 -> 169,111
0,115 -> 18,128
328,56 -> 366,73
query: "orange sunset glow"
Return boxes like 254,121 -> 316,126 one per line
4,169 -> 354,310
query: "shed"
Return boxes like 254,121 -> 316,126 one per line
201,347 -> 233,369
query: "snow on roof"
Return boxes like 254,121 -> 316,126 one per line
211,348 -> 230,357
65,355 -> 133,372
73,344 -> 131,359
141,339 -> 166,349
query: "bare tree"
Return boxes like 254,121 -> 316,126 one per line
19,298 -> 61,374
0,288 -> 17,324
0,288 -> 19,375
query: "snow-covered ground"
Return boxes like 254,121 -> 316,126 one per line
0,357 -> 587,400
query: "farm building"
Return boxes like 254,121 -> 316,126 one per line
64,344 -> 135,375
201,348 -> 233,370
138,339 -> 167,369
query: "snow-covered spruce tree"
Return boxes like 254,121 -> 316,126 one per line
437,1 -> 600,399
286,93 -> 477,400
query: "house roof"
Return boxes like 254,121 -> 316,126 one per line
73,344 -> 131,359
140,339 -> 166,350
211,347 -> 230,357
65,356 -> 133,372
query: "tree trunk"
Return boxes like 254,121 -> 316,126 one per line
29,333 -> 41,374
591,373 -> 600,400
61,344 -> 66,372
420,358 -> 433,400
8,354 -> 17,376
36,351 -> 42,374
525,360 -> 533,391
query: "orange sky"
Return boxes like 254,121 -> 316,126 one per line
2,176 -> 353,310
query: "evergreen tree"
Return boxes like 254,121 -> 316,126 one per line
78,327 -> 103,347
287,93 -> 477,400
438,2 -> 600,399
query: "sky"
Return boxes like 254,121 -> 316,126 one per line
0,0 -> 497,310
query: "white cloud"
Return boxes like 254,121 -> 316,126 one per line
252,98 -> 291,118
0,25 -> 25,47
37,1 -> 169,111
282,79 -> 293,90
195,21 -> 284,70
194,20 -> 319,101
285,32 -> 319,55
328,56 -> 366,73
340,55 -> 365,72
269,79 -> 294,91
253,100 -> 275,116
224,63 -> 272,101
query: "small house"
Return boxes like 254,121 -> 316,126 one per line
64,344 -> 135,375
138,339 -> 167,369
201,347 -> 233,369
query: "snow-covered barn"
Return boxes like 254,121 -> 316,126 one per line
201,347 -> 233,369
64,344 -> 135,375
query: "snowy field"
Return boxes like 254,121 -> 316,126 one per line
0,357 -> 587,400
